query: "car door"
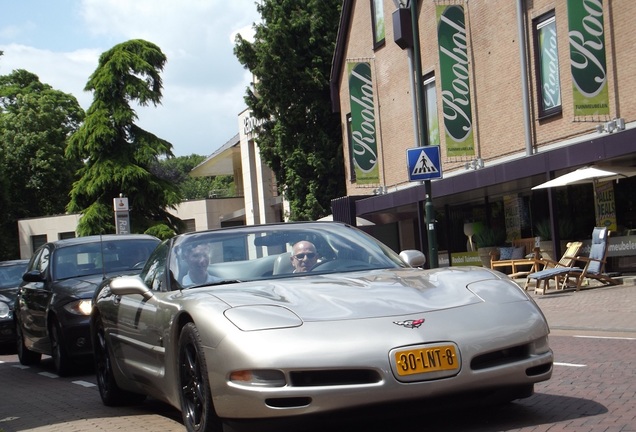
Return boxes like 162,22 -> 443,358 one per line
18,246 -> 53,352
112,242 -> 171,386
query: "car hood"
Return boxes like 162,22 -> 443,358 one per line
209,267 -> 507,321
55,270 -> 140,299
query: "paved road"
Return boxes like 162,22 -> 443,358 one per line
1,281 -> 635,431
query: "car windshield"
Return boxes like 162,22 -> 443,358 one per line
170,222 -> 408,288
53,239 -> 158,280
0,262 -> 28,289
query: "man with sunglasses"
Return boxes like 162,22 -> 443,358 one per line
290,241 -> 319,273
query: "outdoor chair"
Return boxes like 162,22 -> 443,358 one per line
556,227 -> 621,291
526,227 -> 621,294
524,241 -> 583,293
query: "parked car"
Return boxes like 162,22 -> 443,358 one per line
91,222 -> 553,432
15,234 -> 160,375
0,259 -> 29,344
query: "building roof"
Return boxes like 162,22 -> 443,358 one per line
190,133 -> 240,177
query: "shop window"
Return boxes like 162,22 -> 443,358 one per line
533,11 -> 562,119
424,74 -> 440,146
370,0 -> 385,49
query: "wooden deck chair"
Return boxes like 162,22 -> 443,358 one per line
524,241 -> 583,293
558,227 -> 621,290
490,237 -> 540,278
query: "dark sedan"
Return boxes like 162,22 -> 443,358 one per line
15,234 -> 160,375
0,259 -> 29,344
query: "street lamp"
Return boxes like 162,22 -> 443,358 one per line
392,0 -> 438,268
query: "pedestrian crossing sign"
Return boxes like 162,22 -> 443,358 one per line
406,146 -> 442,181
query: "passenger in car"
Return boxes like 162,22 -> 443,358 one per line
290,241 -> 319,273
182,244 -> 219,286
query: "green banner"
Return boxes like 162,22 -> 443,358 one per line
567,0 -> 609,116
348,62 -> 379,184
436,5 -> 475,158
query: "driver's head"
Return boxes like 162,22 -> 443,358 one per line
290,241 -> 318,273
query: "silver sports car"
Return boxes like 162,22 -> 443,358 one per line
91,222 -> 553,431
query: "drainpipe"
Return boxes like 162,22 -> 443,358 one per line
516,0 -> 533,155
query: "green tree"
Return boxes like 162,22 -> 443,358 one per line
234,0 -> 345,220
151,154 -> 235,200
0,70 -> 84,259
66,39 -> 182,236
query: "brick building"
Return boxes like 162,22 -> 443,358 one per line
330,0 -> 636,269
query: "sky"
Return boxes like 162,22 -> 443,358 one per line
0,0 -> 261,157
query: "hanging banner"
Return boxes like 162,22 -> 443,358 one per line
567,0 -> 610,117
436,5 -> 475,158
348,62 -> 379,184
595,180 -> 617,231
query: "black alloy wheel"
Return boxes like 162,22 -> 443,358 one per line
15,321 -> 42,365
49,319 -> 72,376
93,316 -> 145,406
178,322 -> 222,432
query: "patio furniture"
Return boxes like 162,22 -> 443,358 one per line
526,227 -> 620,294
524,241 -> 583,293
490,238 -> 540,278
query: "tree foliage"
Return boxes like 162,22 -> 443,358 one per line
151,154 -> 235,200
234,0 -> 345,220
0,69 -> 84,259
66,39 -> 183,236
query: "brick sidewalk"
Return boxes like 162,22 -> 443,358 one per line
523,277 -> 636,336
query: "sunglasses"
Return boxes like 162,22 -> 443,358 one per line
293,253 -> 316,260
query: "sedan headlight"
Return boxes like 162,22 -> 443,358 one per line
0,301 -> 10,320
63,299 -> 93,316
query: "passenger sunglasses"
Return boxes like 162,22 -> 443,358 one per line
293,253 -> 316,260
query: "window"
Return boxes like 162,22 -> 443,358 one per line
31,235 -> 47,255
424,74 -> 440,146
534,12 -> 562,118
370,0 -> 385,49
58,232 -> 75,240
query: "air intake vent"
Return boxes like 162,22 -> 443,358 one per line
471,345 -> 529,370
289,369 -> 381,387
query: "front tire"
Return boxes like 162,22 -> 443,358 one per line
178,322 -> 223,432
93,316 -> 146,406
50,319 -> 73,376
16,322 -> 42,366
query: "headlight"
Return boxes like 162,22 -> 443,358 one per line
224,305 -> 302,331
0,302 -> 10,320
63,299 -> 93,316
467,279 -> 530,303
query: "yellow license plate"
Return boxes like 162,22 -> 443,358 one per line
395,345 -> 459,376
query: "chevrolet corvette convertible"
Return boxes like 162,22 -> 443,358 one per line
91,222 -> 553,431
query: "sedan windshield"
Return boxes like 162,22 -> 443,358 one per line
54,239 -> 158,280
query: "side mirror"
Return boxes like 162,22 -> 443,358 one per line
399,250 -> 426,268
22,270 -> 45,283
110,276 -> 154,300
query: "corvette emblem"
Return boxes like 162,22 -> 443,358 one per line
393,318 -> 425,329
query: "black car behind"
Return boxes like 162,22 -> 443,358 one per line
0,259 -> 29,344
15,234 -> 160,375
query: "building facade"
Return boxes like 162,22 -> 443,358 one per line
330,0 -> 636,269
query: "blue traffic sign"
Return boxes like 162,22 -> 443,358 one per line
406,146 -> 442,181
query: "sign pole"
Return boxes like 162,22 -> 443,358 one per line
410,0 -> 438,268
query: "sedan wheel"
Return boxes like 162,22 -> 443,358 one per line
178,323 -> 223,432
93,316 -> 146,406
16,322 -> 42,366
50,319 -> 72,376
